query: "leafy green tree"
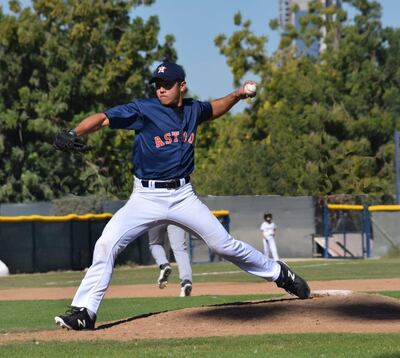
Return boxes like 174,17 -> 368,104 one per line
207,0 -> 400,198
194,112 -> 273,195
0,0 -> 176,202
318,0 -> 400,195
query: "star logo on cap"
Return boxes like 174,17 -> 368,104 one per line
157,65 -> 166,73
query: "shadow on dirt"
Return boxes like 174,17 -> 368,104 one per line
192,295 -> 400,322
329,301 -> 400,321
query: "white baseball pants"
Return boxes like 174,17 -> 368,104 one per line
72,178 -> 281,313
263,236 -> 279,261
148,224 -> 192,283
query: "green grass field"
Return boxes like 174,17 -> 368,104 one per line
1,258 -> 399,289
0,258 -> 399,357
2,334 -> 400,358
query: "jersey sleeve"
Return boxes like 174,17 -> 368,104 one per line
197,101 -> 213,124
105,101 -> 143,130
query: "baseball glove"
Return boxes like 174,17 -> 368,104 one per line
54,130 -> 92,153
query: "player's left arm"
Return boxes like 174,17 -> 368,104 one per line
74,112 -> 110,136
210,81 -> 256,120
53,113 -> 109,153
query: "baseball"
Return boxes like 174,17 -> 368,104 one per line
244,82 -> 257,97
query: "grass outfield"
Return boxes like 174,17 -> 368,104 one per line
0,258 -> 399,356
0,257 -> 399,289
1,334 -> 400,357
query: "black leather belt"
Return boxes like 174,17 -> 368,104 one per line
141,176 -> 190,189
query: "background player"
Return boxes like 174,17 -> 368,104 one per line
148,224 -> 193,297
260,213 -> 279,260
54,61 -> 310,331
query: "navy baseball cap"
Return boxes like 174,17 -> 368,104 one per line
150,62 -> 186,83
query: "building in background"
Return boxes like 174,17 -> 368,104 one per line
279,0 -> 341,56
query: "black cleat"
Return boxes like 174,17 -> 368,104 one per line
55,306 -> 96,331
275,261 -> 311,299
180,280 -> 193,297
158,263 -> 172,289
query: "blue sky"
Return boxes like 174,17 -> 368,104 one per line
1,0 -> 399,111
133,0 -> 280,110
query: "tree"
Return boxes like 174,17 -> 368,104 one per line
209,0 -> 400,198
194,112 -> 273,195
0,0 -> 176,202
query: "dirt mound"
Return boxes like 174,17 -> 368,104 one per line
2,292 -> 400,343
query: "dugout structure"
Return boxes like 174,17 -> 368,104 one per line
316,204 -> 400,258
314,204 -> 372,259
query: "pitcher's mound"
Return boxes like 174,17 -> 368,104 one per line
2,293 -> 400,343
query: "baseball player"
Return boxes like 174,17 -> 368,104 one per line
260,213 -> 279,260
149,224 -> 193,297
54,61 -> 310,331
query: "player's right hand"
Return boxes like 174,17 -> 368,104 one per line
235,80 -> 257,99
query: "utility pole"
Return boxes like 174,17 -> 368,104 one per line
395,130 -> 400,204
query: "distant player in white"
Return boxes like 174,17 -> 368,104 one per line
148,224 -> 192,297
260,213 -> 279,260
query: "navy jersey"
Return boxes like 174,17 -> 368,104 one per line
105,98 -> 212,180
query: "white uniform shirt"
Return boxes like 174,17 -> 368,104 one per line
260,221 -> 276,239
